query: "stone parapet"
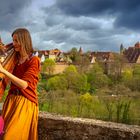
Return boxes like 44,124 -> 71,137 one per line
38,112 -> 140,140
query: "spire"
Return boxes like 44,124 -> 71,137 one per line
79,47 -> 83,55
120,44 -> 124,54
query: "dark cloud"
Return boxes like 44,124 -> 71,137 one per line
56,0 -> 115,16
45,12 -> 100,31
1,0 -> 140,52
0,0 -> 32,30
64,17 -> 100,31
56,0 -> 140,30
115,8 -> 140,30
40,26 -> 72,44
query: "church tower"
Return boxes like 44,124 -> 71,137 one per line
79,47 -> 83,55
120,44 -> 124,54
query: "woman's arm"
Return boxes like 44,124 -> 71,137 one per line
0,63 -> 28,89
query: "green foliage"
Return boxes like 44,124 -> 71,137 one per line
69,47 -> 78,62
79,93 -> 93,104
44,65 -> 90,93
124,65 -> 140,91
108,53 -> 127,81
133,64 -> 140,76
122,100 -> 131,123
42,58 -> 55,75
74,74 -> 90,93
115,98 -> 131,123
119,65 -> 140,91
90,63 -> 104,73
64,65 -> 77,73
101,97 -> 115,121
79,93 -> 93,106
87,63 -> 111,91
77,93 -> 93,117
121,69 -> 133,82
64,65 -> 89,93
38,83 -> 140,125
38,60 -> 140,125
46,76 -> 67,91
75,74 -> 89,93
127,77 -> 140,91
68,48 -> 91,72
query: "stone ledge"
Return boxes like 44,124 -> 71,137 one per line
38,112 -> 140,140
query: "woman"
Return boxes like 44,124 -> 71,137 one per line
0,28 -> 40,140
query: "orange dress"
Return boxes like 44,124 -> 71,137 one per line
1,55 -> 40,140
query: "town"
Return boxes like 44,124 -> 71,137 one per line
33,42 -> 140,74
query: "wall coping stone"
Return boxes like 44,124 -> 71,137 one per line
38,112 -> 140,140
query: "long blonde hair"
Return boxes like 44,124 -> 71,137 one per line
12,28 -> 34,58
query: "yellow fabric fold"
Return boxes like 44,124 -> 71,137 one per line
1,94 -> 38,140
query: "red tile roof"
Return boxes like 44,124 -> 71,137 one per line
123,47 -> 140,63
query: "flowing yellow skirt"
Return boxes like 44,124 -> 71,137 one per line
1,94 -> 38,140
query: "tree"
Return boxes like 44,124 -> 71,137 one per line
108,53 -> 128,82
126,64 -> 140,91
64,65 -> 77,74
46,76 -> 67,91
63,65 -> 89,93
42,58 -> 55,75
69,48 -> 91,72
78,93 -> 93,116
87,63 -> 111,92
76,54 -> 91,73
121,68 -> 133,88
133,64 -> 140,76
122,69 -> 133,81
69,47 -> 78,62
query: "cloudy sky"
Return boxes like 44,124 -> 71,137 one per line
0,0 -> 140,52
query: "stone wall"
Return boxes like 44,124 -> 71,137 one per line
53,64 -> 69,74
38,112 -> 140,140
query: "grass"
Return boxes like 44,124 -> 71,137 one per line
38,89 -> 140,125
